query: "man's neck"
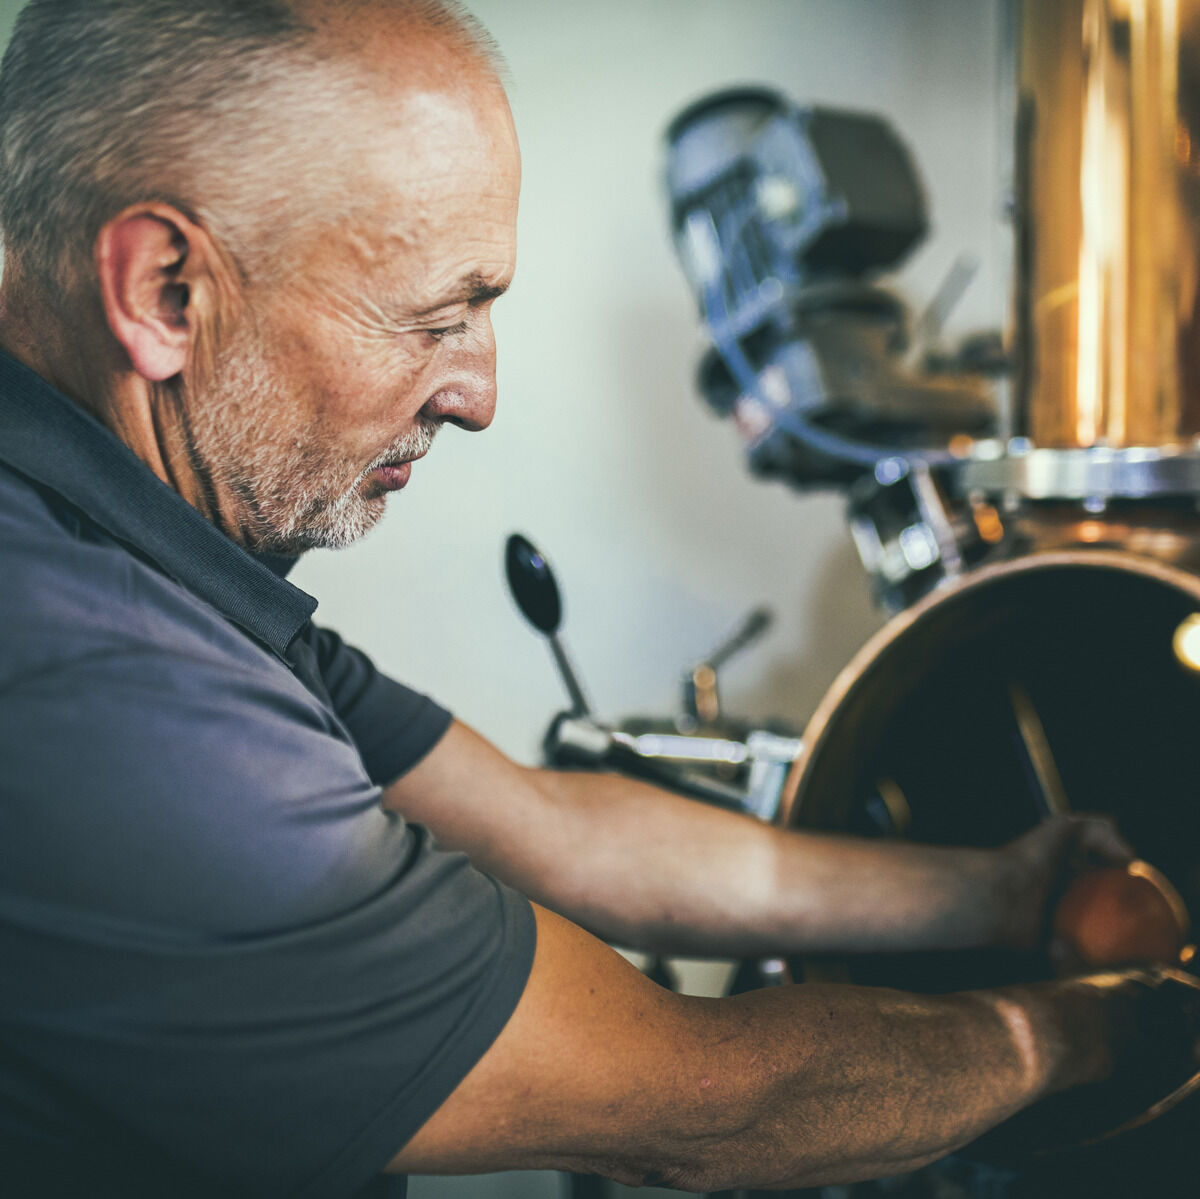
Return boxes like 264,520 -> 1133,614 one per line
0,279 -> 211,517
0,283 -> 91,405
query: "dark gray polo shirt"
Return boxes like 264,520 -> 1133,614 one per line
0,351 -> 536,1198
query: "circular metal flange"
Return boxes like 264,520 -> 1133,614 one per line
959,444 -> 1200,500
777,546 -> 1200,830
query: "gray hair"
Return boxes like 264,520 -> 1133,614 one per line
0,0 -> 503,302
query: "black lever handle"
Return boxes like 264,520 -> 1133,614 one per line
706,605 -> 773,670
505,533 -> 562,634
505,533 -> 591,716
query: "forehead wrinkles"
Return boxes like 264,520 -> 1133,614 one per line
310,185 -> 506,281
308,80 -> 516,225
315,164 -> 516,287
253,77 -> 517,312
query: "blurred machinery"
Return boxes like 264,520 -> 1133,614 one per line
505,532 -> 802,823
656,0 -> 1200,1195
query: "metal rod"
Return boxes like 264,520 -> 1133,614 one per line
1008,680 -> 1072,818
875,777 -> 914,837
549,634 -> 591,716
706,606 -> 772,669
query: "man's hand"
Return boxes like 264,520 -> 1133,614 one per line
969,965 -> 1200,1162
993,814 -> 1134,953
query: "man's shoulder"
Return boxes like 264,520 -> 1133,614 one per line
0,460 -> 372,931
0,459 -> 140,654
0,459 -> 284,691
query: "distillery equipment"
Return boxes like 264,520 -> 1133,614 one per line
659,0 -> 1200,1195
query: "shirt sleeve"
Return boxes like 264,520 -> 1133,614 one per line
302,623 -> 453,787
0,636 -> 535,1199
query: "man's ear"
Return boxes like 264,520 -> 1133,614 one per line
94,204 -> 229,382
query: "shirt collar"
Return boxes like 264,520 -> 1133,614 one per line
0,349 -> 317,655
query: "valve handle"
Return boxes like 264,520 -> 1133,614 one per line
505,533 -> 591,716
505,532 -> 563,635
706,605 -> 773,670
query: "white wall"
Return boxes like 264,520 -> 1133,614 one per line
0,2 -> 1006,1196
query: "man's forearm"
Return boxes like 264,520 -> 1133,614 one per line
394,906 -> 1156,1191
383,721 -> 1067,959
639,975 -> 1112,1190
506,767 -> 1013,957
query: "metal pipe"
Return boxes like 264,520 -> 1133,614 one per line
1014,0 -> 1200,450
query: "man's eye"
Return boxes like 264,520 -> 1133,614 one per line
426,319 -> 469,342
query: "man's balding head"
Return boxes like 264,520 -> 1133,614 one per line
0,0 -> 519,556
0,0 -> 504,302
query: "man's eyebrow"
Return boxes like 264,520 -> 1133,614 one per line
412,274 -> 511,316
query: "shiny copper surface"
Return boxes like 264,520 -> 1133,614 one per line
1011,503 -> 1200,567
1015,0 -> 1200,449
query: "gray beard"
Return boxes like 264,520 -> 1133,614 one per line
175,328 -> 439,555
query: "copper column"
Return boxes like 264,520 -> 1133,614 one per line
1016,0 -> 1200,449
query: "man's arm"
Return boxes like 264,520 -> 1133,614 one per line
383,720 -> 1126,958
389,903 -> 1175,1189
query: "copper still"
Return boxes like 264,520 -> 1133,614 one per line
666,0 -> 1200,1193
780,0 -> 1200,952
781,2 -> 1200,1191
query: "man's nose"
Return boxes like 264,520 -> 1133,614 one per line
421,320 -> 498,432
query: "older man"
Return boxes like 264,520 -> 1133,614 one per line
0,2 -> 1193,1198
